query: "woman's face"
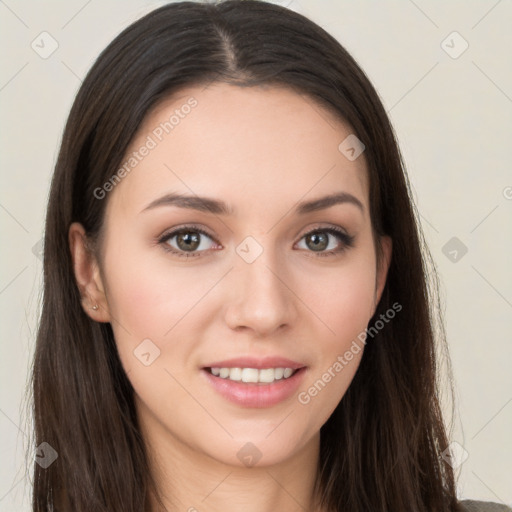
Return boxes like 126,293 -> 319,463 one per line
72,83 -> 391,468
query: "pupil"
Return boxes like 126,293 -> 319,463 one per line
178,232 -> 200,251
308,233 -> 327,251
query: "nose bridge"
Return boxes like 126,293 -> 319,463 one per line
224,236 -> 296,333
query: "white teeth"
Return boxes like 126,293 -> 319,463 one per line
274,367 -> 284,380
241,368 -> 259,383
258,368 -> 275,383
229,368 -> 242,381
209,367 -> 296,383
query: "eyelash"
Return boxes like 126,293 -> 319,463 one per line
157,224 -> 355,258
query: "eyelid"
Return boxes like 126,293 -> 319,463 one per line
299,223 -> 351,239
157,224 -> 218,244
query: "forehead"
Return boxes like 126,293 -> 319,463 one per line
105,83 -> 368,221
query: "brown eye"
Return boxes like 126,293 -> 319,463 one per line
159,226 -> 218,258
175,231 -> 201,252
297,227 -> 355,256
305,232 -> 329,251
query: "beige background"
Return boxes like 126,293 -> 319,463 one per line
0,0 -> 510,509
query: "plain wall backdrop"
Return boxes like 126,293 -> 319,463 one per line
0,0 -> 510,510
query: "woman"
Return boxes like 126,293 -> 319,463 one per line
28,1 -> 511,511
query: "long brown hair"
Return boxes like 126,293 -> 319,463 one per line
26,1 -> 461,510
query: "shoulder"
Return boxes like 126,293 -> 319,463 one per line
459,500 -> 512,512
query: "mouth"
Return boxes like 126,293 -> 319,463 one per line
200,358 -> 307,408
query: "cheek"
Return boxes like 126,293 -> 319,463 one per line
293,251 -> 376,415
298,255 -> 377,344
100,235 -> 224,384
102,237 -> 214,337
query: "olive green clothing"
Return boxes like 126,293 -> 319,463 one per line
460,500 -> 512,512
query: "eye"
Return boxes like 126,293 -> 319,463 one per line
296,226 -> 355,256
158,225 -> 219,258
157,224 -> 354,259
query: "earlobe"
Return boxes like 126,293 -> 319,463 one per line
373,235 -> 392,313
68,222 -> 110,322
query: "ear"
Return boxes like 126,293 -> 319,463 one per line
68,222 -> 110,322
372,235 -> 392,315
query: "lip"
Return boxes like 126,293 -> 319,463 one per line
201,366 -> 307,408
203,356 -> 305,370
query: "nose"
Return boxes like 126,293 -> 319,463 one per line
223,249 -> 299,336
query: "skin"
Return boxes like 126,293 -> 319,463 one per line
69,83 -> 392,512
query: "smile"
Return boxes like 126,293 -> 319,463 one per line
201,358 -> 307,407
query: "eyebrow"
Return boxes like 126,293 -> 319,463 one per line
140,191 -> 364,215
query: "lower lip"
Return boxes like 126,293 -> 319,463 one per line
201,368 -> 307,408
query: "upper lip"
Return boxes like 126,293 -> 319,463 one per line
203,356 -> 306,370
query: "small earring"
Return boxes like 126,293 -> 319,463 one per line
90,303 -> 99,311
